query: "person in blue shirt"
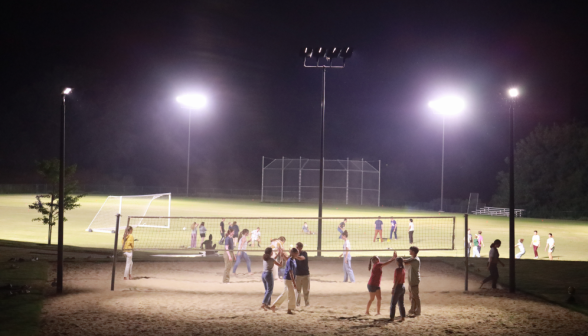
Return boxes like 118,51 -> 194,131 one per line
270,248 -> 299,314
390,217 -> 398,240
373,216 -> 384,242
338,219 -> 347,239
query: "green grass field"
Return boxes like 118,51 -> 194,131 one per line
1,194 -> 586,260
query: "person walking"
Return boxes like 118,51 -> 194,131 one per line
270,248 -> 299,314
339,230 -> 355,283
219,218 -> 226,244
365,256 -> 395,315
233,229 -> 252,275
261,247 -> 283,310
408,219 -> 415,244
515,238 -> 525,259
338,219 -> 347,239
198,222 -> 207,247
222,229 -> 235,283
232,221 -> 240,247
190,222 -> 198,248
390,217 -> 398,240
477,231 -> 484,256
472,234 -> 481,258
295,242 -> 310,307
394,246 -> 420,316
531,230 -> 540,259
545,233 -> 555,260
480,239 -> 504,289
374,216 -> 384,242
390,257 -> 406,322
122,226 -> 134,280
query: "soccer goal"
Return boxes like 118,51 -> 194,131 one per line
124,216 -> 455,256
86,193 -> 171,233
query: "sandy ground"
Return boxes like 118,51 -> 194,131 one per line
39,257 -> 588,336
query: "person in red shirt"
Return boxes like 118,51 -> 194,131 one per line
390,257 -> 406,322
365,255 -> 395,315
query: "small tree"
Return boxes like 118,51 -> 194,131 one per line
28,159 -> 85,245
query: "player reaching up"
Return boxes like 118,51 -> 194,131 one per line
365,255 -> 395,315
270,237 -> 286,281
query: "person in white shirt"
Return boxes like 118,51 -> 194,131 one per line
408,219 -> 415,244
530,230 -> 540,259
339,230 -> 355,283
545,233 -> 555,260
248,227 -> 261,247
515,238 -> 525,259
232,229 -> 252,275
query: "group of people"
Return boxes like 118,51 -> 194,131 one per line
466,229 -> 556,260
372,216 -> 415,244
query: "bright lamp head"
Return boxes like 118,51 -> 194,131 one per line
62,88 -> 72,95
326,47 -> 340,58
428,96 -> 465,115
508,88 -> 519,98
299,47 -> 313,58
176,94 -> 207,109
339,47 -> 354,59
313,47 -> 327,60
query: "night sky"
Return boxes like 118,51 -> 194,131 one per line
2,1 -> 588,203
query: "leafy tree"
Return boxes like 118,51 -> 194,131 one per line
492,123 -> 588,218
28,159 -> 85,244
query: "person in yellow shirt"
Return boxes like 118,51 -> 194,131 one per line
122,226 -> 134,280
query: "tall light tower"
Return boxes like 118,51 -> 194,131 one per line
176,94 -> 207,196
428,96 -> 465,212
507,87 -> 519,293
300,47 -> 353,256
57,87 -> 72,294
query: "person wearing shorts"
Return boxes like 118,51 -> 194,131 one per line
198,222 -> 207,247
365,256 -> 395,315
545,233 -> 555,260
373,216 -> 383,242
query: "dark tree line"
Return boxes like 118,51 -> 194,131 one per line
492,123 -> 588,219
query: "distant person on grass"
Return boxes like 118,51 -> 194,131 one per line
390,217 -> 398,240
531,230 -> 540,259
390,257 -> 406,322
477,231 -> 484,256
302,222 -> 315,234
545,233 -> 555,260
480,239 -> 504,289
233,229 -> 252,275
365,255 -> 395,315
295,242 -> 310,307
339,230 -> 355,283
248,227 -> 261,247
190,222 -> 198,248
374,216 -> 384,242
199,222 -> 207,247
394,246 -> 420,317
408,219 -> 415,244
261,247 -> 284,311
219,218 -> 225,244
515,238 -> 525,259
466,228 -> 473,256
472,234 -> 481,258
122,226 -> 134,280
270,247 -> 299,314
223,229 -> 235,283
338,219 -> 347,239
232,221 -> 240,247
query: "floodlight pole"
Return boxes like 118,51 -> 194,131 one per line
186,110 -> 192,197
57,92 -> 67,294
509,99 -> 516,293
440,116 -> 445,212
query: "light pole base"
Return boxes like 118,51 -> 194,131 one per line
438,210 -> 445,213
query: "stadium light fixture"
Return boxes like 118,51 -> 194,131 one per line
428,96 -> 464,213
299,47 -> 313,58
339,47 -> 354,60
507,86 -> 520,294
508,87 -> 519,98
62,87 -> 72,95
326,47 -> 340,59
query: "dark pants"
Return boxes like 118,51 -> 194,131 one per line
219,232 -> 225,244
409,231 -> 414,244
262,271 -> 274,305
338,227 -> 343,239
482,264 -> 499,288
390,229 -> 397,239
390,284 -> 406,320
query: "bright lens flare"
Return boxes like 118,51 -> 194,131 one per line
176,94 -> 207,109
428,97 -> 465,115
508,88 -> 519,98
62,88 -> 72,95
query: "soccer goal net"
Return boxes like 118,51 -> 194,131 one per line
87,193 -> 171,233
125,216 -> 455,256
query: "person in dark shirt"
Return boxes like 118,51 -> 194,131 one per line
232,221 -> 240,246
200,234 -> 217,256
295,242 -> 310,307
270,248 -> 298,314
219,218 -> 225,244
223,229 -> 235,283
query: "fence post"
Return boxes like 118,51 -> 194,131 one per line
378,160 -> 381,207
360,158 -> 364,206
281,156 -> 284,202
346,158 -> 349,205
261,156 -> 264,202
298,156 -> 302,203
111,214 -> 121,291
464,214 -> 469,292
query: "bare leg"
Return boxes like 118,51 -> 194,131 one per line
375,290 -> 382,315
366,291 -> 376,315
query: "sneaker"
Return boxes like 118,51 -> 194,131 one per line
534,257 -> 538,259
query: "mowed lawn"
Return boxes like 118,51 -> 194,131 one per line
1,194 -> 587,260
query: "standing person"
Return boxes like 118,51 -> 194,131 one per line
122,226 -> 134,280
472,234 -> 481,258
390,217 -> 398,240
477,231 -> 484,256
394,246 -> 420,316
373,216 -> 384,242
531,230 -> 541,259
545,233 -> 555,260
270,237 -> 286,281
261,247 -> 283,310
390,257 -> 406,322
222,229 -> 235,283
190,222 -> 198,248
408,219 -> 415,244
233,229 -> 252,275
232,221 -> 240,247
270,248 -> 299,314
515,238 -> 525,259
467,229 -> 473,256
338,219 -> 347,239
339,230 -> 355,283
219,218 -> 226,244
480,239 -> 505,289
200,234 -> 217,256
198,222 -> 207,247
249,227 -> 261,247
365,256 -> 395,315
295,242 -> 310,307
